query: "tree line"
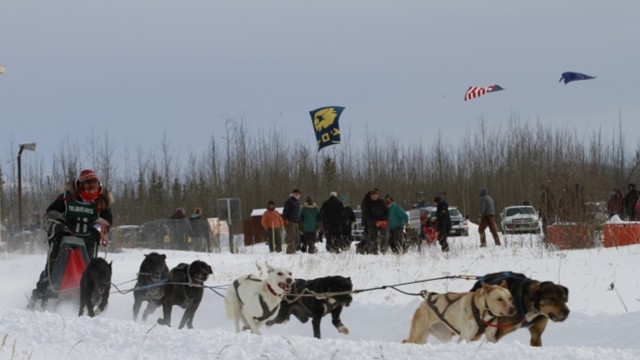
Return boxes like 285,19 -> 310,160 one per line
1,116 -> 638,230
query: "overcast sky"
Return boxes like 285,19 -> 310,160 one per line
2,1 -> 639,174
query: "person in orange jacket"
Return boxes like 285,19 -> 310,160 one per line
261,200 -> 284,252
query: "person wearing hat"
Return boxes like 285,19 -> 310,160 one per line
479,188 -> 501,247
300,196 -> 320,253
261,200 -> 284,253
434,195 -> 451,252
30,169 -> 113,306
190,207 -> 212,252
319,191 -> 346,253
282,189 -> 302,254
360,189 -> 388,254
360,187 -> 379,239
167,207 -> 194,250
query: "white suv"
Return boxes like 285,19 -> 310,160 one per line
500,205 -> 541,234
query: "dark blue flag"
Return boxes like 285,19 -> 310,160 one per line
559,71 -> 596,84
310,106 -> 344,152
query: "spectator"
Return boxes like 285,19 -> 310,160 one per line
360,187 -> 378,240
361,190 -> 388,254
261,200 -> 284,253
607,188 -> 623,219
623,183 -> 639,220
319,191 -> 345,253
189,207 -> 213,252
420,210 -> 438,244
434,195 -> 451,252
300,196 -> 320,254
168,207 -> 193,250
385,195 -> 409,254
282,189 -> 302,254
478,188 -> 501,247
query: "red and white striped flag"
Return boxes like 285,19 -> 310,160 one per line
464,84 -> 504,101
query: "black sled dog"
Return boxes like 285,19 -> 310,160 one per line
267,275 -> 353,339
78,257 -> 112,317
133,252 -> 169,322
157,260 -> 212,329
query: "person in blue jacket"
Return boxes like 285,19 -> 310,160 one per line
384,195 -> 409,254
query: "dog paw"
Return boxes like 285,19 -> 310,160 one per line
338,326 -> 349,335
94,308 -> 102,316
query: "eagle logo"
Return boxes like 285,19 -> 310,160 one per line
313,108 -> 338,132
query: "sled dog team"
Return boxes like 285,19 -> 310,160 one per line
77,253 -> 570,347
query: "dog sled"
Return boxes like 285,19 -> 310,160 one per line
28,236 -> 92,310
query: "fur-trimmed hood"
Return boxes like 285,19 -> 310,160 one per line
61,180 -> 114,208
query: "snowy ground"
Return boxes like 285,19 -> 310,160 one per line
1,224 -> 639,360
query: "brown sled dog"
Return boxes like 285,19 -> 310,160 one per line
471,271 -> 570,346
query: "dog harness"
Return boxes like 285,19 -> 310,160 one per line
136,271 -> 168,300
424,292 -> 464,336
233,276 -> 281,322
424,291 -> 497,340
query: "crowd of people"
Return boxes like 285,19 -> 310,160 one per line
259,187 -> 455,255
261,189 -> 360,254
261,181 -> 640,255
257,186 -> 514,254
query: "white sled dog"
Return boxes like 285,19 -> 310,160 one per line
404,282 -> 516,344
224,263 -> 293,335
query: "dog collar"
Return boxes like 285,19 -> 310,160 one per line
267,283 -> 279,296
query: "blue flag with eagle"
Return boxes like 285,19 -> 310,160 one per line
310,106 -> 344,152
